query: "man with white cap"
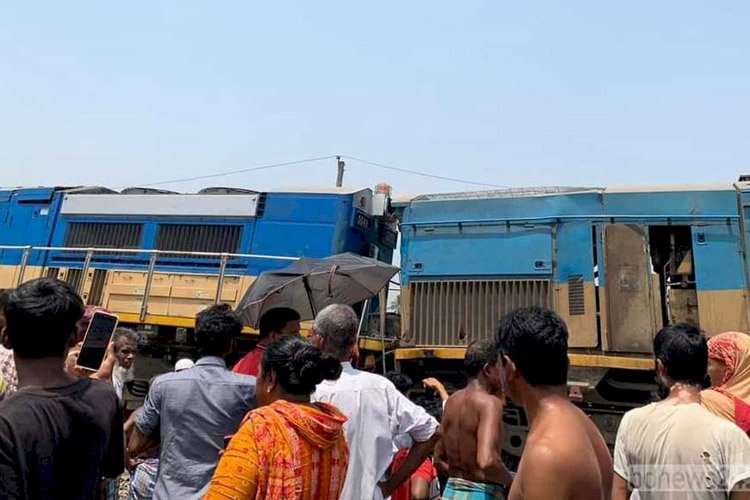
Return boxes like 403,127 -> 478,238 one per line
174,358 -> 194,372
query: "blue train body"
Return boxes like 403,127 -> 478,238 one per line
0,186 -> 395,331
396,182 -> 750,366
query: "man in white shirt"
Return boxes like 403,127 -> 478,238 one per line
312,304 -> 439,500
613,324 -> 750,500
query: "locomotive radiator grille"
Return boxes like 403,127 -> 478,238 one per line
155,224 -> 242,257
408,279 -> 552,346
64,222 -> 143,251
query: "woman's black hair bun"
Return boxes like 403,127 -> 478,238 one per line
294,344 -> 327,386
264,335 -> 344,395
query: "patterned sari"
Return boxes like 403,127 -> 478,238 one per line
205,400 -> 348,500
702,332 -> 750,434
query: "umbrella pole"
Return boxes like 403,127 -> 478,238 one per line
302,276 -> 317,318
356,298 -> 370,342
379,287 -> 387,375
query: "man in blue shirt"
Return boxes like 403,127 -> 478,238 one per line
128,304 -> 256,500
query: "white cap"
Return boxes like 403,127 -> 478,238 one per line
175,358 -> 195,372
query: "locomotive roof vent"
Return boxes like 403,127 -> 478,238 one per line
197,187 -> 259,195
62,186 -> 119,195
120,187 -> 180,195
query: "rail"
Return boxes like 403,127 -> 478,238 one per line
0,245 -> 300,321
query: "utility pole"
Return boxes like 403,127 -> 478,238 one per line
335,156 -> 345,187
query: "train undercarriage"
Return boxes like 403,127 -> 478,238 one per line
398,357 -> 658,466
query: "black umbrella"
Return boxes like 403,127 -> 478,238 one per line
236,252 -> 399,327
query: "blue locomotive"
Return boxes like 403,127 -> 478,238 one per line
0,185 -> 396,336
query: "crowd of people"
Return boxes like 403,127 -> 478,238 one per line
1,277 -> 750,499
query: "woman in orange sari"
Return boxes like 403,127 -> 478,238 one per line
702,331 -> 750,435
205,335 -> 348,500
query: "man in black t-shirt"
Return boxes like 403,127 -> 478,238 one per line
0,278 -> 125,499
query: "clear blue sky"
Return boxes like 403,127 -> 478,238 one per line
1,1 -> 748,196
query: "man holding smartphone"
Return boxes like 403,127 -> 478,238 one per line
64,306 -> 119,381
0,278 -> 125,499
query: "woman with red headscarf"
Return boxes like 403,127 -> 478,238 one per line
702,331 -> 750,435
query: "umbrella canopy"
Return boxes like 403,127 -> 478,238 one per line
236,252 -> 399,327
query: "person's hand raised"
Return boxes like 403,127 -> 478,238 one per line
65,341 -> 118,381
90,342 -> 117,381
64,342 -> 88,378
423,377 -> 449,402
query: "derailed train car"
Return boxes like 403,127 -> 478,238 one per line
0,185 -> 397,360
395,179 -> 750,458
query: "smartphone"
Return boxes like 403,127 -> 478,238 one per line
76,311 -> 119,372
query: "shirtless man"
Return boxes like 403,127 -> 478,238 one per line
436,339 -> 513,499
497,307 -> 612,500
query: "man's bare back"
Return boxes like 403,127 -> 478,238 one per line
508,397 -> 612,500
437,382 -> 512,486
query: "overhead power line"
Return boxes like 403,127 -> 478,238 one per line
342,155 -> 510,189
128,155 -> 338,188
122,154 -> 509,190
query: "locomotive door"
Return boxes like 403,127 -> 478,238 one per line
602,224 -> 661,353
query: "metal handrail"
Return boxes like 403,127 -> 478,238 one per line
0,245 -> 300,261
401,213 -> 741,228
0,244 -> 300,322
